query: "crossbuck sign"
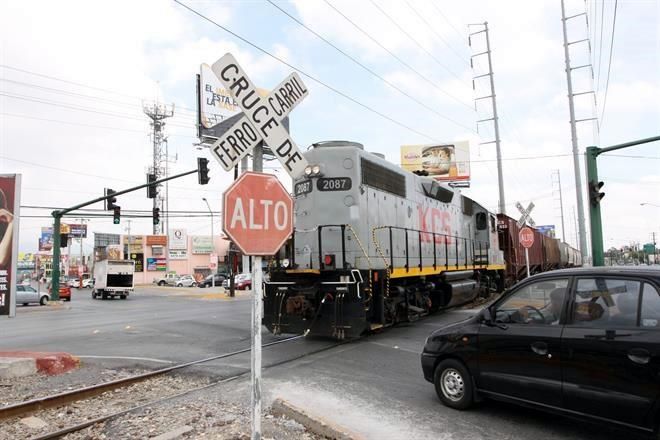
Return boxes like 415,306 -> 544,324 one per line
516,201 -> 536,228
210,53 -> 309,179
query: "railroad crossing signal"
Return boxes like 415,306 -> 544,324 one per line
209,53 -> 309,179
516,201 -> 536,227
519,227 -> 535,248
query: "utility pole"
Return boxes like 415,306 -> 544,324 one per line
78,218 -> 85,274
552,170 -> 567,242
560,0 -> 598,261
469,22 -> 506,214
143,101 -> 175,235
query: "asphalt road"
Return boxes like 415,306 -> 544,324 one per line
0,286 -> 647,439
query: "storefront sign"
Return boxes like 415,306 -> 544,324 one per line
147,257 -> 167,271
169,249 -> 187,260
192,236 -> 214,254
146,235 -> 168,246
168,229 -> 187,250
129,253 -> 144,272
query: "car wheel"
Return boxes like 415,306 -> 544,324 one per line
92,291 -> 97,299
23,302 -> 29,306
120,295 -> 127,300
192,282 -> 197,287
158,281 -> 166,286
176,283 -> 182,287
434,359 -> 474,410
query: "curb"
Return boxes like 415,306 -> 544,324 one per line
271,398 -> 363,440
0,352 -> 80,376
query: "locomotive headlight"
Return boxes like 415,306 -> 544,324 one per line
311,165 -> 321,175
304,165 -> 313,176
282,258 -> 290,268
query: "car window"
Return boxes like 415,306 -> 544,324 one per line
16,285 -> 24,292
25,286 -> 36,292
640,283 -> 660,328
570,278 -> 641,327
495,278 -> 569,325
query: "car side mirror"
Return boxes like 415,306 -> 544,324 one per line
480,307 -> 508,330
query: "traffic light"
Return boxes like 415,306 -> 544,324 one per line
589,180 -> 605,205
105,188 -> 118,210
153,207 -> 160,225
197,157 -> 210,185
113,207 -> 121,224
147,173 -> 157,198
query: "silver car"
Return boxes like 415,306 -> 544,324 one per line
16,285 -> 50,306
175,275 -> 198,287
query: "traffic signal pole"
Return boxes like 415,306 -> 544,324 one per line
586,135 -> 660,266
50,167 -> 202,299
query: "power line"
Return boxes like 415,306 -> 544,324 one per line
0,64 -> 199,114
599,0 -> 618,126
320,0 -> 473,111
265,0 -> 473,131
427,0 -> 465,43
1,112 -> 196,139
173,0 -> 446,142
403,0 -> 470,66
367,0 -> 466,82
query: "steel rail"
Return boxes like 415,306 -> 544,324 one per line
0,334 -> 303,421
32,339 -> 347,440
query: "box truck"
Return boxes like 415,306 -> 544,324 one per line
92,259 -> 135,300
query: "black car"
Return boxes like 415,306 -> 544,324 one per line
198,273 -> 229,288
422,267 -> 660,436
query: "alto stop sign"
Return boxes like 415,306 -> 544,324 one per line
519,227 -> 535,249
223,172 -> 293,256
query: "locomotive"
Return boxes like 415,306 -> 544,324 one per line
264,141 -> 579,339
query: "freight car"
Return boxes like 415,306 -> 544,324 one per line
497,213 -> 581,286
264,141 -> 579,339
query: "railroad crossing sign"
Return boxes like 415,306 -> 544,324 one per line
210,53 -> 309,179
223,172 -> 293,256
519,227 -> 535,248
516,201 -> 536,227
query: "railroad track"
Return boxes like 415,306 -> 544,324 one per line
1,335 -> 346,440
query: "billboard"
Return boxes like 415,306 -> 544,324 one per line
94,233 -> 121,248
192,236 -> 213,254
400,141 -> 471,184
68,224 -> 88,238
536,225 -> 556,238
0,174 -> 21,317
39,227 -> 54,251
168,228 -> 187,250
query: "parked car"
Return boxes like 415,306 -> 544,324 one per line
16,285 -> 50,306
198,273 -> 229,288
66,277 -> 80,288
175,275 -> 197,287
222,273 -> 252,290
81,278 -> 95,288
153,272 -> 179,286
421,267 -> 660,437
47,283 -> 71,301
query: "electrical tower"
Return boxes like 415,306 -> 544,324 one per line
143,101 -> 175,234
469,22 -> 506,214
560,0 -> 598,261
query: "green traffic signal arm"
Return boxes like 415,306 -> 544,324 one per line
49,167 -> 199,299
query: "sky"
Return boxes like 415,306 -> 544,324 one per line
1,0 -> 658,257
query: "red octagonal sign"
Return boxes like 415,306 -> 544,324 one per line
519,227 -> 535,249
223,172 -> 293,256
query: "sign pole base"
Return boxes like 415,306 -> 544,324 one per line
525,248 -> 530,278
251,256 -> 262,440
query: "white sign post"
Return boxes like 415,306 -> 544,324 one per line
210,53 -> 309,179
516,202 -> 536,278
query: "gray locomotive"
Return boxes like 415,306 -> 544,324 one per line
264,141 -> 508,339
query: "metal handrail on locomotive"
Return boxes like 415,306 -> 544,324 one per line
264,141 -> 578,339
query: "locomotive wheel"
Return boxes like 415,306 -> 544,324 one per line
434,359 -> 474,410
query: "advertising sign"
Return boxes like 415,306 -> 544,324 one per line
94,233 -> 121,248
536,225 -> 556,238
168,229 -> 187,250
0,174 -> 21,317
400,141 -> 471,184
68,224 -> 88,238
199,63 -> 240,130
147,257 -> 167,271
129,253 -> 144,272
106,245 -> 122,260
168,249 -> 187,260
40,227 -> 54,251
192,236 -> 214,254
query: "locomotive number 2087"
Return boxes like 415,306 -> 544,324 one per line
317,177 -> 352,191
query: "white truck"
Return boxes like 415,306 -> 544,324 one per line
92,259 -> 135,300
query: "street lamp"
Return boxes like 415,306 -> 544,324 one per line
202,197 -> 216,288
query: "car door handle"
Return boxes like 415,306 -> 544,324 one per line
628,348 -> 651,365
531,342 -> 548,356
